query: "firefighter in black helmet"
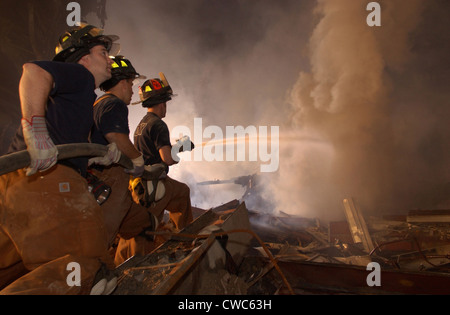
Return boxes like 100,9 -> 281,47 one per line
54,23 -> 120,63
1,24 -> 120,295
91,55 -> 146,173
114,73 -> 194,265
139,76 -> 174,107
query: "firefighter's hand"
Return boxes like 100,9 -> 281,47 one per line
174,136 -> 195,153
124,154 -> 145,177
22,116 -> 58,176
88,143 -> 121,167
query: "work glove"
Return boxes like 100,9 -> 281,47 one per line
175,135 -> 195,153
171,135 -> 195,162
21,116 -> 58,176
88,142 -> 121,167
124,153 -> 145,177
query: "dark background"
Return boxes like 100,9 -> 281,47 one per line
0,0 -> 107,154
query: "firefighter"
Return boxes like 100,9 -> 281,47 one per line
114,75 -> 194,265
0,24 -> 120,295
89,56 -> 158,259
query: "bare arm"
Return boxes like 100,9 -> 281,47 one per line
159,145 -> 179,166
19,63 -> 58,175
19,63 -> 53,120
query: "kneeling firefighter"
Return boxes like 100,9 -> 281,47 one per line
115,74 -> 195,265
88,56 -> 159,266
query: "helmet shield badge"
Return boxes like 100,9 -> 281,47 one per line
132,72 -> 174,107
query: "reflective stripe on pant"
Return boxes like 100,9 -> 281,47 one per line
114,176 -> 193,266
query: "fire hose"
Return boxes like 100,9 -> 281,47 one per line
0,143 -> 133,176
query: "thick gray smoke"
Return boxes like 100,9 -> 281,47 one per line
97,0 -> 316,210
281,0 -> 450,220
90,0 -> 450,219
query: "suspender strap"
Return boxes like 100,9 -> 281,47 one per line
93,94 -> 115,107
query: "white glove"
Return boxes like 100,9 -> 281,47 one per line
124,154 -> 145,177
88,143 -> 121,167
171,135 -> 194,162
22,116 -> 58,176
176,135 -> 195,153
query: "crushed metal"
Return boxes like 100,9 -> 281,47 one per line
113,197 -> 450,295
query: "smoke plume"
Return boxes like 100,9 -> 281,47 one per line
276,0 -> 450,220
97,0 -> 450,219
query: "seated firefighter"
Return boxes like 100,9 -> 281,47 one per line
115,74 -> 195,264
88,56 -> 158,261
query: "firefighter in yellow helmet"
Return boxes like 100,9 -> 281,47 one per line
88,56 -> 159,264
1,24 -> 120,295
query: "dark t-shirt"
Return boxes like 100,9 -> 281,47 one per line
134,112 -> 171,168
8,61 -> 97,176
90,93 -> 130,146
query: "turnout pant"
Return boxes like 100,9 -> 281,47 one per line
0,165 -> 113,295
91,166 -> 151,248
114,176 -> 193,265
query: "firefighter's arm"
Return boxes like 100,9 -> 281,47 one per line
19,63 -> 58,176
105,132 -> 145,177
20,63 -> 53,119
160,145 -> 179,166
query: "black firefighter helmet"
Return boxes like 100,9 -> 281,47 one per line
99,56 -> 146,91
134,73 -> 174,107
53,23 -> 120,63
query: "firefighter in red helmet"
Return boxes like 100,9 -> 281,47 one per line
114,74 -> 195,265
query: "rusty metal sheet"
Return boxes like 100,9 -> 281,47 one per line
277,259 -> 450,295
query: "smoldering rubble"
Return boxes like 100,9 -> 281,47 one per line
111,198 -> 450,295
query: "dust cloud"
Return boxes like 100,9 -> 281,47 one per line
281,0 -> 450,220
94,0 -> 449,220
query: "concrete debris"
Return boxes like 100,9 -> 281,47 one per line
112,198 -> 450,295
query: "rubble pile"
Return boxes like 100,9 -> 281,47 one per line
113,198 -> 450,295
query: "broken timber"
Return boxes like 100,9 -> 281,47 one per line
342,198 -> 375,253
113,201 -> 253,295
